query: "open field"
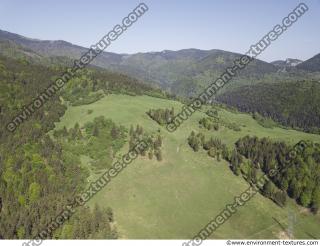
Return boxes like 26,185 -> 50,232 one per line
55,94 -> 320,239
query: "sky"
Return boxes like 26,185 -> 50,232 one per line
0,0 -> 319,62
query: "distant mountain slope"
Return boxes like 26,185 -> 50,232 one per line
0,29 -> 123,68
216,80 -> 320,133
0,39 -> 75,67
271,58 -> 302,68
1,29 -> 318,97
297,53 -> 320,72
109,49 -> 218,87
0,39 -> 42,60
104,49 -> 274,95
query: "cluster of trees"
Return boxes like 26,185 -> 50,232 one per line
199,117 -> 219,131
199,116 -> 241,132
146,108 -> 175,125
227,149 -> 243,176
187,131 -> 227,161
252,112 -> 279,129
217,80 -> 320,134
262,181 -> 287,207
227,147 -> 288,207
55,205 -> 117,239
53,123 -> 82,141
235,136 -> 320,212
205,107 -> 241,131
0,56 -> 117,238
129,125 -> 163,161
187,131 -> 205,152
206,108 -> 219,118
54,116 -> 126,171
84,116 -> 125,141
62,68 -> 169,106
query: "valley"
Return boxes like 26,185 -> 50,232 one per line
54,94 -> 320,239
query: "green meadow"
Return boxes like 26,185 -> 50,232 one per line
55,94 -> 320,239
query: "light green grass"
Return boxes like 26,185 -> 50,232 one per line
55,94 -> 320,239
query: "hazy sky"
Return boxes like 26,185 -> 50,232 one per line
0,0 -> 319,62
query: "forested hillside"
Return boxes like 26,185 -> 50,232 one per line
235,136 -> 320,210
297,54 -> 320,72
216,80 -> 320,133
0,54 -> 167,239
0,55 -> 78,238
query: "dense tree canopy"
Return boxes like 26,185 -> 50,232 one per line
217,81 -> 320,134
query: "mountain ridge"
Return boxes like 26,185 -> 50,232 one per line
1,28 -> 319,97
297,53 -> 320,72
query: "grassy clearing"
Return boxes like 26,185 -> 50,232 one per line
55,94 -> 320,239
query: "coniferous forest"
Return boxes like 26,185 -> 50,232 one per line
217,81 -> 320,133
